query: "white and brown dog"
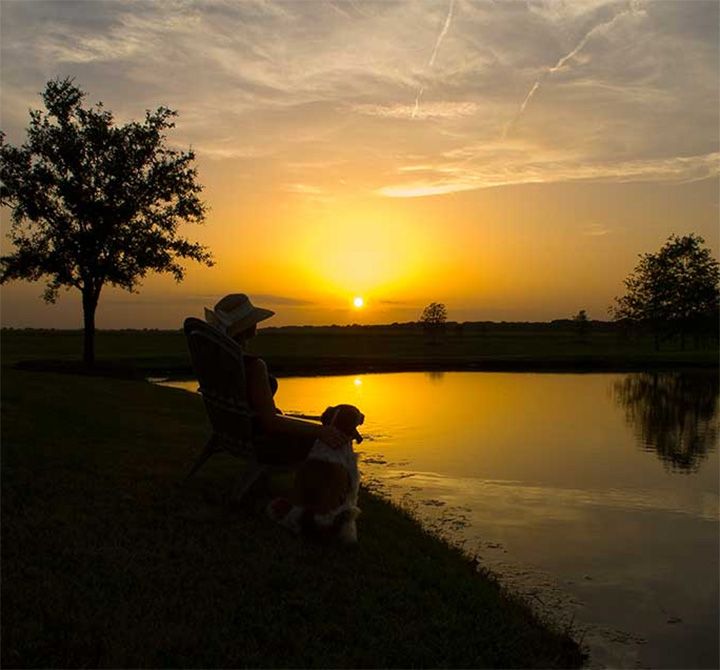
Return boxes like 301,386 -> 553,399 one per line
267,404 -> 364,543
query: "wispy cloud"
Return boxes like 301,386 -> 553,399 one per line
581,224 -> 612,237
377,152 -> 720,198
378,299 -> 415,306
104,293 -> 219,305
251,294 -> 316,307
285,183 -> 325,195
354,101 -> 478,120
2,0 -> 717,198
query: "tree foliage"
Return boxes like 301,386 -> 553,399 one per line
0,78 -> 213,365
420,302 -> 448,325
610,234 -> 719,349
420,302 -> 448,345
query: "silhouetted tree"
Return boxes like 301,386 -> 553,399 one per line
572,309 -> 590,340
612,372 -> 718,472
0,78 -> 213,367
610,234 -> 719,350
420,302 -> 447,344
420,302 -> 448,325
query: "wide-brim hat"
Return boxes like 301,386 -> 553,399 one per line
204,293 -> 275,338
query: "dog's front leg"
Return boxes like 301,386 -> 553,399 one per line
295,459 -> 351,515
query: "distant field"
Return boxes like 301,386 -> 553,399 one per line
2,322 -> 717,378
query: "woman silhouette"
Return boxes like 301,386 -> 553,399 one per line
204,293 -> 346,464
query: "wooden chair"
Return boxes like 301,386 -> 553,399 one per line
183,317 -> 282,503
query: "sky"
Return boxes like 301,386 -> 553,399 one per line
1,0 -> 718,328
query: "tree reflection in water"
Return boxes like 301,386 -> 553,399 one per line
425,370 -> 446,384
612,372 -> 719,472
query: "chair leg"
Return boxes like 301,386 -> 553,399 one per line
231,462 -> 271,504
185,435 -> 219,481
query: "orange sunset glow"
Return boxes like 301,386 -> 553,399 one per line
0,0 -> 718,328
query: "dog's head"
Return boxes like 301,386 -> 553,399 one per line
321,404 -> 365,443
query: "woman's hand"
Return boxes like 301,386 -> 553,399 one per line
319,424 -> 348,449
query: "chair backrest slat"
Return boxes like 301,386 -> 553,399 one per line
183,317 -> 255,456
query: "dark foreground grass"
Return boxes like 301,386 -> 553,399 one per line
1,366 -> 585,669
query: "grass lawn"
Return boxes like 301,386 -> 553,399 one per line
1,362 -> 586,668
2,325 -> 716,379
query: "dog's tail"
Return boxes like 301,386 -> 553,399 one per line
266,498 -> 304,534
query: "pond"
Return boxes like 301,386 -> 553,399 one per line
162,370 -> 719,669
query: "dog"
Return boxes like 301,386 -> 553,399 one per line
267,404 -> 364,543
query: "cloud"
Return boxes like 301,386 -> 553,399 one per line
196,142 -> 273,160
285,183 -> 325,195
353,101 -> 478,120
102,291 -> 316,308
2,0 -> 717,198
377,152 -> 720,198
581,224 -> 612,236
251,294 -> 316,307
104,293 -> 219,305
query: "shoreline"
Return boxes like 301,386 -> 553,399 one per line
13,355 -> 719,381
261,356 -> 719,378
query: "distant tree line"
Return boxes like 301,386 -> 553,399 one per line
410,234 -> 719,351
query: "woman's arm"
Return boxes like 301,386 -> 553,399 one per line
246,358 -> 346,448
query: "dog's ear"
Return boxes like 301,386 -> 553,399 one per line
354,410 -> 364,442
321,406 -> 336,426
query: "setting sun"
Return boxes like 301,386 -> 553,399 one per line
353,296 -> 365,309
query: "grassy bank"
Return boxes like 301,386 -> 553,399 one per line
1,362 -> 585,668
2,325 -> 717,379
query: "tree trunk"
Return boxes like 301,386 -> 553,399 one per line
82,287 -> 99,369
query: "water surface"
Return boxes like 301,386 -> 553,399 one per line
164,371 -> 719,669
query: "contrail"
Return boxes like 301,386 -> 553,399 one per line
412,86 -> 425,120
429,0 -> 455,67
503,5 -> 640,138
413,0 -> 455,119
508,81 -> 540,131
